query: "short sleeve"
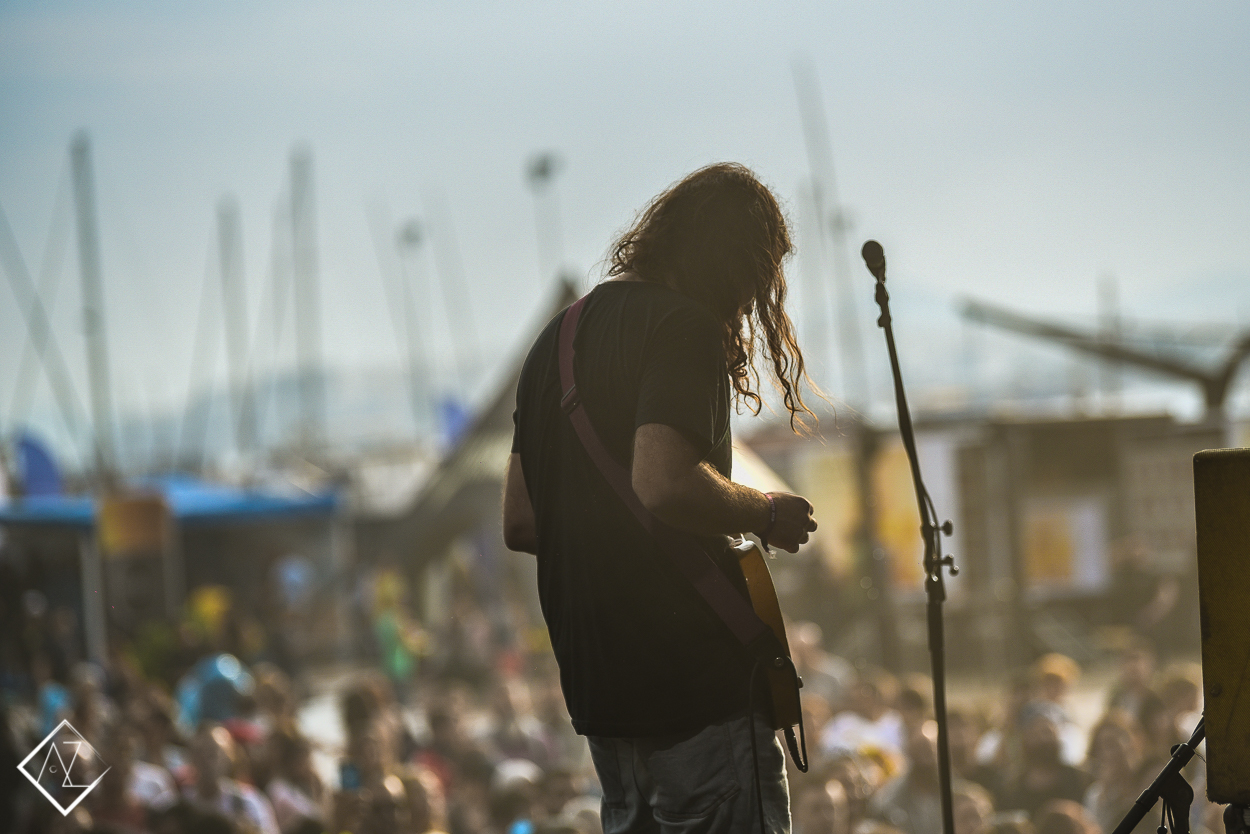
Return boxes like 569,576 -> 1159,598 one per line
634,306 -> 728,459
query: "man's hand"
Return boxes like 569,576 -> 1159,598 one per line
760,491 -> 817,553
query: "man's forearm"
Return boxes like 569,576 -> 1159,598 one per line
644,460 -> 771,538
632,424 -> 815,551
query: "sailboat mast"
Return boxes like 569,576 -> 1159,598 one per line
792,64 -> 870,410
216,195 -> 256,454
70,130 -> 117,478
289,145 -> 325,448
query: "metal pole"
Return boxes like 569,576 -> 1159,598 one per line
796,182 -> 832,392
70,131 -> 117,478
330,510 -> 353,660
216,195 -> 256,454
425,188 -> 481,400
78,531 -> 108,664
289,145 -> 325,448
526,152 -> 564,283
792,64 -> 870,410
395,221 -> 432,434
163,519 -> 184,621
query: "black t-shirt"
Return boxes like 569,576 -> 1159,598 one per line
511,280 -> 754,737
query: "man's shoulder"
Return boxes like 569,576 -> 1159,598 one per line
587,281 -> 720,330
517,308 -> 566,388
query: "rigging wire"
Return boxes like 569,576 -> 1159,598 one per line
176,237 -> 221,471
8,166 -> 73,430
0,203 -> 89,469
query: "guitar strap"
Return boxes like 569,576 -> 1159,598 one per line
557,296 -> 778,652
556,295 -> 808,772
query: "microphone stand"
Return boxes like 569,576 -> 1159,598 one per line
1110,717 -> 1204,834
862,240 -> 958,834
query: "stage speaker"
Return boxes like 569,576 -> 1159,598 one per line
1194,448 -> 1250,804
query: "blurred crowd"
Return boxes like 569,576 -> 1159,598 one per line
786,630 -> 1209,834
0,559 -> 1215,834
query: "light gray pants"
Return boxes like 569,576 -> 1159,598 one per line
587,711 -> 790,834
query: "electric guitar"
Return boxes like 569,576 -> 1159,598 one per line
731,537 -> 803,731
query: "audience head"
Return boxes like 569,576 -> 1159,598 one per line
1116,638 -> 1156,691
945,707 -> 980,773
191,724 -> 237,793
400,764 -> 448,833
561,795 -> 604,834
903,722 -> 939,781
538,765 -> 581,820
270,725 -> 316,784
492,676 -> 534,725
983,818 -> 1035,834
1034,799 -> 1098,834
791,622 -> 825,667
1031,654 -> 1080,704
342,679 -> 384,741
848,670 -> 897,721
823,755 -> 877,825
1086,710 -> 1143,782
1018,703 -> 1065,767
952,783 -> 994,834
793,778 -> 850,834
1159,663 -> 1202,716
896,684 -> 930,733
254,662 -> 297,720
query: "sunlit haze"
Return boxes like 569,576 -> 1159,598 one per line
3,0 -> 1248,462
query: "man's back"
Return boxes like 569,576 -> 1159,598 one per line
512,280 -> 753,738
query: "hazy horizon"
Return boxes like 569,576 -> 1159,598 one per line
3,1 -> 1248,465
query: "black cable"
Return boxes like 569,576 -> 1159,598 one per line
779,655 -> 809,774
746,654 -> 810,834
748,660 -> 768,834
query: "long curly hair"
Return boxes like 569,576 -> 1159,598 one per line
608,162 -> 817,431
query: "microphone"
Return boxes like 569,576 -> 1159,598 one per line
861,240 -> 886,281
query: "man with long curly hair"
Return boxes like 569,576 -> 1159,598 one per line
504,163 -> 819,834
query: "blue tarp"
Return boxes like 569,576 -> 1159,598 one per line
16,432 -> 63,496
0,474 -> 339,529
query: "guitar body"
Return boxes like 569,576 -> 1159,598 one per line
734,540 -> 803,730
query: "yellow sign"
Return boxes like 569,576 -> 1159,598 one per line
871,440 -> 925,592
97,494 -> 171,557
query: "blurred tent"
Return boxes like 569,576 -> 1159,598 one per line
353,279 -> 579,574
0,473 -> 337,528
15,432 -> 64,496
0,473 -> 342,664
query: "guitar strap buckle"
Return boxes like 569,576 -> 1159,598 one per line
560,384 -> 580,414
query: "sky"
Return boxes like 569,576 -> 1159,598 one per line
2,0 -> 1248,462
